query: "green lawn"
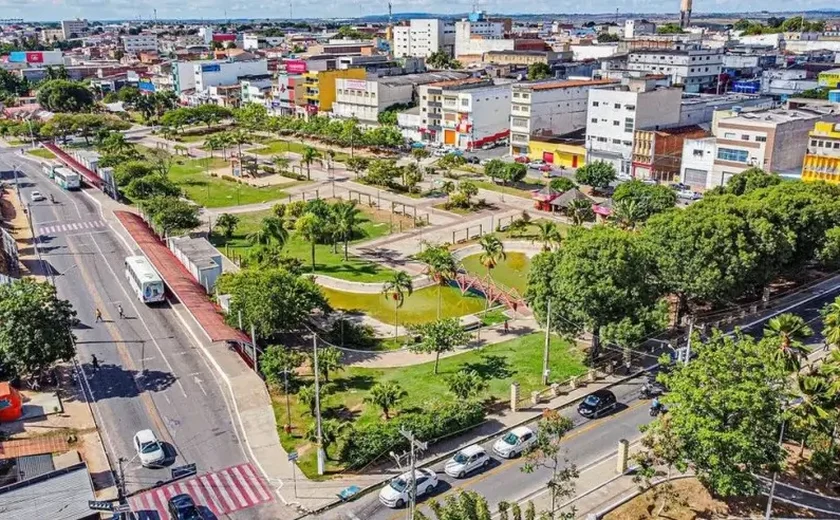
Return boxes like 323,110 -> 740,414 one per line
166,156 -> 297,208
475,179 -> 545,199
321,284 -> 486,326
27,148 -> 56,159
211,207 -> 396,282
275,332 -> 586,477
251,139 -> 352,163
498,219 -> 571,241
460,252 -> 531,294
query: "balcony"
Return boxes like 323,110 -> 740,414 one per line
427,101 -> 441,108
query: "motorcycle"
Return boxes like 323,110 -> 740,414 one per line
649,404 -> 667,417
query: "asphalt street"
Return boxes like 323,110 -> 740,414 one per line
0,148 -> 275,519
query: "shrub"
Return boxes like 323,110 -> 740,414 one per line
324,318 -> 377,349
338,399 -> 485,468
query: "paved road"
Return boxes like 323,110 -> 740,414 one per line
0,148 -> 277,518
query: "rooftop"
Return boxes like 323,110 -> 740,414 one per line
722,107 -> 838,125
378,71 -> 469,87
0,463 -> 96,520
515,78 -> 618,91
485,50 -> 553,56
427,77 -> 492,89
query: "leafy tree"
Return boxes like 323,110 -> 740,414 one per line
527,62 -> 552,81
345,156 -> 370,179
146,148 -> 175,177
484,158 -> 507,183
418,491 -> 493,520
97,132 -> 137,158
789,372 -> 834,456
534,221 -> 561,251
116,85 -> 142,105
612,179 -> 677,220
140,196 -> 200,236
447,369 -> 487,400
817,226 -> 840,268
215,213 -> 240,240
527,226 -> 660,358
657,330 -> 787,497
634,417 -> 686,517
521,410 -> 578,517
260,345 -> 304,390
565,197 -> 594,226
597,32 -> 620,42
36,79 -> 94,112
193,104 -> 232,128
124,173 -> 180,200
416,243 -> 458,319
113,160 -> 154,187
733,18 -> 752,31
763,313 -> 813,371
821,297 -> 840,350
160,107 -> 193,132
300,146 -> 320,181
502,162 -> 528,185
364,381 -> 406,419
248,216 -> 288,247
217,268 -> 329,338
410,147 -> 431,164
382,271 -> 414,338
718,167 -> 781,196
657,23 -> 685,34
574,161 -> 616,189
234,102 -> 269,131
409,318 -> 470,374
297,383 -> 332,416
609,199 -> 645,231
549,177 -> 576,192
0,279 -> 78,380
331,200 -> 361,261
295,213 -> 324,271
309,346 -> 343,383
305,418 -> 346,457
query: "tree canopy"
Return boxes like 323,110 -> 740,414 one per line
574,161 -> 616,189
36,79 -> 95,112
612,180 -> 677,221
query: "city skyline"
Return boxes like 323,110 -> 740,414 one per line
0,0 -> 837,23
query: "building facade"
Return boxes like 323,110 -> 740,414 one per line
122,34 -> 158,54
627,46 -> 723,93
61,19 -> 88,39
454,14 -> 508,59
632,125 -> 709,182
393,19 -> 455,58
802,121 -> 840,183
192,59 -> 269,93
301,68 -> 366,115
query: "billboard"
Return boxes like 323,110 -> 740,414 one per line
201,63 -> 221,73
344,79 -> 368,90
285,59 -> 307,74
8,50 -> 57,64
26,52 -> 43,63
138,80 -> 156,92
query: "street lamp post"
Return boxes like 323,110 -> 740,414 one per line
313,335 -> 325,475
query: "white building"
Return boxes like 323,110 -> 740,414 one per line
122,34 -> 158,54
627,46 -> 723,93
510,78 -> 619,157
398,107 -> 423,143
624,20 -> 656,39
240,77 -> 274,106
585,78 -> 683,175
243,34 -> 285,50
760,69 -> 819,97
393,19 -> 456,59
418,77 -> 512,150
332,71 -> 468,123
454,14 -> 508,59
61,19 -> 88,39
193,59 -> 268,93
678,93 -> 775,127
680,136 -> 717,189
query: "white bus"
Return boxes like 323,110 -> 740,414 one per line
53,167 -> 80,190
124,255 -> 165,303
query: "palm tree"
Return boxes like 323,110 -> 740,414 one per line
228,129 -> 250,158
301,146 -> 320,181
382,271 -> 414,338
331,200 -> 361,261
790,372 -> 833,455
478,235 -> 506,277
364,381 -> 406,420
98,133 -> 134,157
204,135 -> 224,159
305,419 -> 347,458
295,213 -> 323,271
763,313 -> 813,371
247,216 -> 288,246
447,370 -> 487,400
821,298 -> 840,350
610,198 -> 644,231
566,198 -> 594,226
271,155 -> 291,174
248,244 -> 286,268
534,221 -> 561,251
309,346 -> 343,383
417,243 -> 458,319
214,213 -> 239,241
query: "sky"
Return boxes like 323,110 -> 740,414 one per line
0,0 -> 836,23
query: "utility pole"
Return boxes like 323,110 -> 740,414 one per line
313,335 -> 325,475
117,457 -> 127,501
684,316 -> 694,364
764,420 -> 786,519
399,428 -> 428,520
250,323 -> 258,373
542,298 -> 551,385
282,368 -> 292,433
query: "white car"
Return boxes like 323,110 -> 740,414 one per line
30,190 -> 45,202
481,142 -> 495,150
677,189 -> 702,200
527,160 -> 545,169
379,469 -> 438,508
133,429 -> 165,467
616,172 -> 633,182
444,444 -> 491,478
492,426 -> 537,459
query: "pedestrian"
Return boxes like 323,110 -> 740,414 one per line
503,319 -> 509,334
824,340 -> 831,352
95,308 -> 102,323
117,304 -> 124,319
91,354 -> 99,372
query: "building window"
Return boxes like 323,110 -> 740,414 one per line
461,99 -> 469,106
756,136 -> 767,142
614,103 -> 621,109
693,149 -> 704,157
513,92 -> 520,98
625,105 -> 635,110
624,117 -> 634,132
597,137 -> 607,142
724,132 -> 736,139
613,138 -> 622,144
623,140 -> 633,146
592,101 -> 599,107
613,120 -> 620,126
811,139 -> 818,147
591,118 -> 597,123
741,135 -> 750,141
717,148 -> 749,163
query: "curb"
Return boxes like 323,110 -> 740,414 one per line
586,474 -> 695,519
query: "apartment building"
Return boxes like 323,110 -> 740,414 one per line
242,34 -> 285,50
418,77 -> 512,150
271,75 -> 304,115
393,19 -> 455,58
627,46 -> 723,93
332,71 -> 467,123
39,28 -> 65,43
122,34 -> 158,54
509,79 -> 619,157
61,19 -> 88,39
585,79 -> 683,175
802,122 -> 840,183
193,59 -> 269,93
632,125 -> 709,182
300,68 -> 366,115
624,20 -> 656,39
454,13 -> 510,59
240,76 -> 274,106
483,50 -> 561,67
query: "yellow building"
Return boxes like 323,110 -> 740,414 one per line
818,68 -> 840,89
301,68 -> 366,114
802,121 -> 840,183
528,138 -> 586,169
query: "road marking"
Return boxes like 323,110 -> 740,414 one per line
193,375 -> 208,396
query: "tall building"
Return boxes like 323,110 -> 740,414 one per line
392,19 -> 455,59
626,45 -> 723,93
61,19 -> 88,39
300,68 -> 367,115
802,122 -> 840,184
122,34 -> 159,54
454,12 -> 509,59
679,0 -> 693,29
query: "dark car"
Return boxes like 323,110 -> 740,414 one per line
168,494 -> 202,520
465,155 -> 481,164
577,389 -> 617,418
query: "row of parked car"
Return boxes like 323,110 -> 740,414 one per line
379,389 -> 619,508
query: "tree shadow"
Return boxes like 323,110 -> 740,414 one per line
83,362 -> 177,401
461,354 -> 513,379
324,405 -> 361,422
331,374 -> 375,393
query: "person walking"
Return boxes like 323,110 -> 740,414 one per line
95,308 -> 103,323
91,355 -> 100,373
117,304 -> 124,320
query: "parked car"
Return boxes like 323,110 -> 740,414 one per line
133,429 -> 165,467
444,444 -> 491,478
616,172 -> 633,182
433,148 -> 448,157
641,178 -> 658,185
677,189 -> 702,200
492,426 -> 537,458
527,160 -> 545,170
481,142 -> 495,150
539,164 -> 553,173
577,389 -> 618,419
379,469 -> 439,508
514,155 -> 530,164
29,190 -> 45,202
669,182 -> 689,191
168,494 -> 202,520
465,155 -> 481,164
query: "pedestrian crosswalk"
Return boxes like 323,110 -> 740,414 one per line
37,220 -> 106,236
128,463 -> 274,519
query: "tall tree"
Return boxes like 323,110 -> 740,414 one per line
331,200 -> 361,261
140,196 -> 200,236
248,215 -> 288,247
565,198 -> 594,226
0,279 -> 78,380
215,213 -> 240,241
364,381 -> 406,420
409,318 -> 470,374
520,410 -> 578,518
36,79 -> 94,112
763,313 -> 813,371
300,146 -> 320,181
821,297 -> 840,350
309,346 -> 343,383
382,271 -> 414,338
416,243 -> 458,319
574,161 -> 616,190
295,213 -> 323,271
612,180 -> 677,221
260,345 -> 304,390
527,62 -> 552,81
447,369 -> 487,400
534,221 -> 561,251
634,417 -> 686,517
